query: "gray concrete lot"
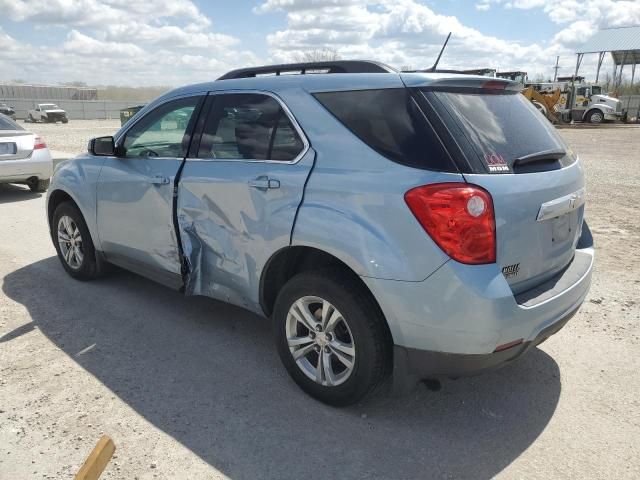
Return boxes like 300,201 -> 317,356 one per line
1,123 -> 639,479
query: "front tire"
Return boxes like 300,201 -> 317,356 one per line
52,202 -> 101,280
587,109 -> 604,124
273,271 -> 390,406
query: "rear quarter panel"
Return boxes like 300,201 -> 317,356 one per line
281,87 -> 463,281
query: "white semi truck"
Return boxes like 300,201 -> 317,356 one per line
528,78 -> 622,123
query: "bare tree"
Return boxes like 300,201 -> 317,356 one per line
602,72 -> 612,91
294,48 -> 342,63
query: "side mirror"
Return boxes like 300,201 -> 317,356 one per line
89,136 -> 117,156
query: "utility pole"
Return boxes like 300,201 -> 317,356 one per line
553,56 -> 561,82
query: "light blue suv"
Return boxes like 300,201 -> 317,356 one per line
47,61 -> 594,406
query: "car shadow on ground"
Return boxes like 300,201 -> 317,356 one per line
0,183 -> 42,204
3,257 -> 562,480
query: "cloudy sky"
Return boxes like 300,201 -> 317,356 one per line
1,0 -> 639,87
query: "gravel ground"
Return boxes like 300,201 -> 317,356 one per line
26,119 -> 121,156
0,123 -> 639,479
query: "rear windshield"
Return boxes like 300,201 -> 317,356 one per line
313,89 -> 456,172
424,90 -> 570,173
0,115 -> 23,131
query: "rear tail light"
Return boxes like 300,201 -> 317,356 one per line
34,137 -> 47,150
405,182 -> 496,264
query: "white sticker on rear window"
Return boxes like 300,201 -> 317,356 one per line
484,153 -> 511,173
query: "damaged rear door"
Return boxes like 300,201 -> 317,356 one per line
177,91 -> 313,312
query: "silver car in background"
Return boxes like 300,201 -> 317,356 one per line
0,115 -> 52,192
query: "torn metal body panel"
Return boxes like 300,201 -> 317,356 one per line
177,148 -> 315,313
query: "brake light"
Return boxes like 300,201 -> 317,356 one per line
405,183 -> 496,264
481,80 -> 507,90
34,137 -> 47,150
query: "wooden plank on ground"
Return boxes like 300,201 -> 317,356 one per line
74,435 -> 116,480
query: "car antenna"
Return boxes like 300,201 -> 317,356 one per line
425,32 -> 451,72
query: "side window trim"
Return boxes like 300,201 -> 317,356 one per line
190,90 -> 310,165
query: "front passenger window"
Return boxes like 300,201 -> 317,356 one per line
123,96 -> 201,158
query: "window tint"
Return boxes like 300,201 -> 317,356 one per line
427,90 -> 568,172
313,89 -> 454,171
271,113 -> 305,161
123,96 -> 201,158
198,94 -> 304,161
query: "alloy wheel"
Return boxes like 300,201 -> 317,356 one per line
286,296 -> 356,387
57,215 -> 84,270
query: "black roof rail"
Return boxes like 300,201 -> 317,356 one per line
217,60 -> 396,80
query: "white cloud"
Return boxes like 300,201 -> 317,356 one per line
256,0 -> 559,76
256,0 -> 639,80
0,0 -> 638,86
0,0 -> 211,28
63,30 -> 145,58
0,0 -> 260,86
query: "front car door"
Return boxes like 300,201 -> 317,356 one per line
96,94 -> 204,287
177,91 -> 314,312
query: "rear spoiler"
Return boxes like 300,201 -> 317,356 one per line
401,73 -> 523,92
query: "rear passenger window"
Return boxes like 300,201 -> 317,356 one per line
314,89 -> 455,171
198,93 -> 304,161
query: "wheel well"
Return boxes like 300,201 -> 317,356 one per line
47,189 -> 75,225
585,108 -> 602,120
260,246 -> 387,318
260,245 -> 394,349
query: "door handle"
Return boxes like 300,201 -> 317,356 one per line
150,175 -> 170,185
248,177 -> 280,190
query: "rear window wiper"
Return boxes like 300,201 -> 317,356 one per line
513,149 -> 566,166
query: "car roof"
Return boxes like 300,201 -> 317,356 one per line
158,68 -> 517,102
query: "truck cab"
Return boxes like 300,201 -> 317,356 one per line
571,85 -> 621,123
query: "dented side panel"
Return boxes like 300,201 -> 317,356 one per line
177,149 -> 315,313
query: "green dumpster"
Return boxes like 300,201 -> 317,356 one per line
120,105 -> 145,126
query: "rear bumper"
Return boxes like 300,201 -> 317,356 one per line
362,221 -> 594,386
0,148 -> 53,182
394,304 -> 576,386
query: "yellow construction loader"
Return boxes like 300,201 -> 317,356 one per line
521,86 -> 563,123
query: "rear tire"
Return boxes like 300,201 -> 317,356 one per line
273,270 -> 390,406
29,178 -> 50,193
52,202 -> 102,280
